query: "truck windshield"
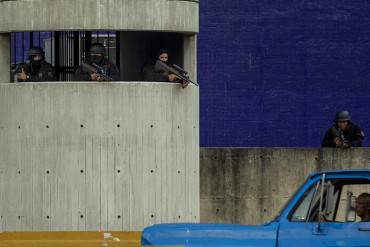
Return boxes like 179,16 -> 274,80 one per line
273,178 -> 309,221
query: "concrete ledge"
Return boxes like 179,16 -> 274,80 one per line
0,82 -> 199,231
200,147 -> 370,225
0,0 -> 199,33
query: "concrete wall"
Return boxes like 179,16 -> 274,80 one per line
0,0 -> 199,33
0,82 -> 199,231
200,148 -> 370,225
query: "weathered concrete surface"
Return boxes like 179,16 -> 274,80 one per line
183,34 -> 197,82
0,82 -> 199,231
0,0 -> 199,33
0,33 -> 10,83
200,148 -> 370,225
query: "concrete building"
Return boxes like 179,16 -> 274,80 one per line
0,0 -> 199,231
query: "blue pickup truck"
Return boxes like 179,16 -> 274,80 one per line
142,170 -> 370,246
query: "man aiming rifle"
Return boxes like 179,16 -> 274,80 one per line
322,111 -> 365,148
13,47 -> 55,82
142,49 -> 198,88
74,43 -> 120,81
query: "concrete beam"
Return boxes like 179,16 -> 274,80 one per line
0,33 -> 10,83
0,0 -> 199,33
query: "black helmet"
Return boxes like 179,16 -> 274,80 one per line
28,47 -> 45,58
334,111 -> 351,122
89,43 -> 105,55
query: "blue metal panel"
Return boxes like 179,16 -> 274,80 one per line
142,223 -> 278,246
278,222 -> 370,247
308,169 -> 370,179
142,170 -> 370,246
199,1 -> 370,147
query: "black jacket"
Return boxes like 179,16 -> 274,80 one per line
142,63 -> 169,82
322,122 -> 365,147
74,59 -> 120,81
18,61 -> 56,82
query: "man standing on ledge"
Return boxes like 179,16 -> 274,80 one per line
15,47 -> 55,82
322,111 -> 365,148
74,43 -> 120,81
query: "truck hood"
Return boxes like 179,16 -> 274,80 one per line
141,222 -> 279,247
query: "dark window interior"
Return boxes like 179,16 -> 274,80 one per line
10,31 -> 184,82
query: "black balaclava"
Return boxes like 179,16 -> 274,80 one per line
30,56 -> 42,74
157,49 -> 169,64
28,47 -> 45,74
89,43 -> 106,66
90,55 -> 104,65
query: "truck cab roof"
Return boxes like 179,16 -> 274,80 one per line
309,169 -> 370,179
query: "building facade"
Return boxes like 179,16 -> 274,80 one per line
199,1 -> 370,147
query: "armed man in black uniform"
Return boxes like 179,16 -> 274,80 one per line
74,43 -> 120,81
14,47 -> 56,82
322,111 -> 365,148
142,49 -> 178,82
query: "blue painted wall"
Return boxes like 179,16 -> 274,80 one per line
198,1 -> 370,147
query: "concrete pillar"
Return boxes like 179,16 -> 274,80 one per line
0,33 -> 10,83
183,35 -> 197,82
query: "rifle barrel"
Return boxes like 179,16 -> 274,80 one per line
155,60 -> 199,86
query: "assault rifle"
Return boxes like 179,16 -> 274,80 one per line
154,60 -> 199,87
12,62 -> 27,74
81,63 -> 112,81
330,126 -> 350,148
11,62 -> 28,82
